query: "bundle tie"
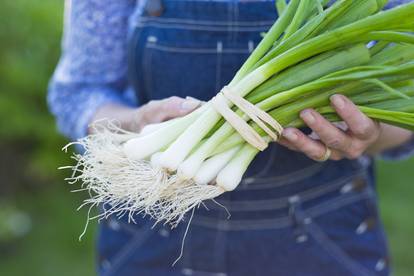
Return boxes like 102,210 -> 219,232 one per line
211,86 -> 283,151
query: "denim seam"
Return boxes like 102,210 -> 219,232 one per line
211,174 -> 363,211
307,189 -> 373,217
181,221 -> 229,275
111,217 -> 150,235
192,192 -> 369,231
136,16 -> 275,27
215,42 -> 223,92
181,268 -> 228,276
102,222 -> 154,276
238,163 -> 325,189
143,39 -> 154,100
146,43 -> 250,54
231,1 -> 237,42
306,221 -> 377,276
134,22 -> 271,32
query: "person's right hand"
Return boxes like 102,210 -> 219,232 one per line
136,96 -> 201,130
90,96 -> 201,134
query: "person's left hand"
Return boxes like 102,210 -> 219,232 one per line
280,94 -> 381,161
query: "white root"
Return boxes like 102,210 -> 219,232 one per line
152,176 -> 225,227
62,122 -> 226,227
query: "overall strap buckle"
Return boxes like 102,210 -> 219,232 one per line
144,0 -> 164,17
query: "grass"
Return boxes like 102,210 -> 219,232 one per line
0,186 -> 96,276
0,157 -> 412,276
377,157 -> 414,276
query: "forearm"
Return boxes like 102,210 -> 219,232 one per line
367,123 -> 413,155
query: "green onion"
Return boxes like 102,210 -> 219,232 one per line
66,1 -> 414,226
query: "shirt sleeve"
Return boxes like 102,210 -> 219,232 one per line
381,0 -> 414,160
47,0 -> 136,141
381,134 -> 414,160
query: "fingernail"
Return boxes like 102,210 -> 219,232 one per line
181,99 -> 200,110
331,95 -> 345,109
283,130 -> 298,141
301,110 -> 316,124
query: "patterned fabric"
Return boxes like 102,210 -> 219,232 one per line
48,0 -> 136,140
48,0 -> 413,156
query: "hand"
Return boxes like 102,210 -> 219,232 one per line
135,96 -> 201,131
90,96 -> 201,134
280,94 -> 381,161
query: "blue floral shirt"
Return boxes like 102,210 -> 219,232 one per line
48,0 -> 414,158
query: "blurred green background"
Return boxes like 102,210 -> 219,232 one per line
0,0 -> 412,275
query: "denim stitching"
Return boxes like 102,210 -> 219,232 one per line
111,217 -> 150,235
143,38 -> 154,99
192,192 -> 370,231
215,41 -> 223,92
192,215 -> 291,231
181,219 -> 229,275
307,189 -> 373,217
305,221 -> 377,276
211,173 -> 365,211
134,21 -> 271,32
231,1 -> 238,42
135,16 -> 274,26
146,43 -> 250,54
238,163 -> 325,189
181,268 -> 228,276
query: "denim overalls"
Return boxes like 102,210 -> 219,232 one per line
97,1 -> 390,275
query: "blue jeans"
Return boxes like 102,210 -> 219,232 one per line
97,1 -> 390,275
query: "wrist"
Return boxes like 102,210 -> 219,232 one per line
366,123 -> 413,155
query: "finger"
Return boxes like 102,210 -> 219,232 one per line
282,128 -> 342,161
330,95 -> 378,140
159,96 -> 201,121
300,109 -> 352,152
277,137 -> 300,151
309,122 -> 348,140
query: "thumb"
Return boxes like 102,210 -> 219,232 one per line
160,96 -> 201,120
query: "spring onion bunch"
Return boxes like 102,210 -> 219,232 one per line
65,0 -> 414,226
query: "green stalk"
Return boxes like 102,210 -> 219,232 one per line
211,70 -> 414,155
207,44 -> 371,137
362,31 -> 414,44
368,98 -> 414,113
258,63 -> 414,111
370,44 -> 414,66
248,44 -> 370,103
210,81 -> 367,155
363,79 -> 410,99
376,0 -> 389,10
369,41 -> 390,56
313,104 -> 414,131
159,3 -> 414,170
256,0 -> 354,69
282,0 -> 313,41
350,82 -> 414,104
324,0 -> 379,31
178,45 -> 372,177
245,3 -> 414,100
231,0 -> 301,83
276,0 -> 287,15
